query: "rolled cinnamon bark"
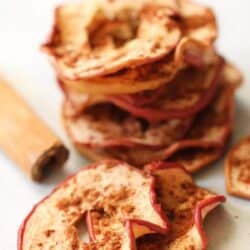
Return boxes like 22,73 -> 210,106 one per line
0,77 -> 69,181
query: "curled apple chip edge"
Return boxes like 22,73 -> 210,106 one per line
137,161 -> 225,250
18,160 -> 169,250
41,0 -> 181,80
225,136 -> 250,200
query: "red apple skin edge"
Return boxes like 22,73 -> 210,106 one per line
195,195 -> 226,250
17,160 -> 169,250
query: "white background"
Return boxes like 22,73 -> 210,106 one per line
0,1 -> 250,249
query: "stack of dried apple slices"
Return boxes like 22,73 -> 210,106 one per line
62,62 -> 241,173
18,160 -> 225,250
41,0 -> 243,173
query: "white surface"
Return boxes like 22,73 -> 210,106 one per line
0,1 -> 249,249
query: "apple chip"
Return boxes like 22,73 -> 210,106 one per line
137,162 -> 225,250
18,160 -> 168,250
225,136 -> 250,199
107,57 -> 223,121
42,0 -> 181,80
61,53 -> 221,119
63,102 -> 193,148
62,38 -> 216,95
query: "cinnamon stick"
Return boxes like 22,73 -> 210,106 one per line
0,77 -> 69,181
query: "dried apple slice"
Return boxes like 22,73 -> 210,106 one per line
62,39 -> 216,95
225,136 -> 250,199
107,57 -> 223,121
59,60 -> 237,118
42,0 -> 181,80
42,0 -> 217,82
63,102 -> 193,148
42,0 -> 218,95
137,162 -> 225,250
61,52 -> 220,120
18,160 -> 168,250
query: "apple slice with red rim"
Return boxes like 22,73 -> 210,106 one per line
107,57 -> 223,122
18,160 -> 168,250
63,101 -> 193,148
225,136 -> 250,199
137,162 -> 225,250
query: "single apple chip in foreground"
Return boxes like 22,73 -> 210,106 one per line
18,160 -> 168,250
19,160 -> 225,250
225,136 -> 250,199
137,162 -> 225,250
